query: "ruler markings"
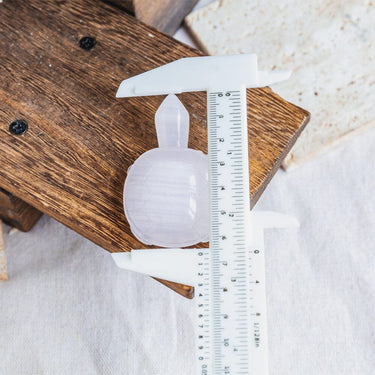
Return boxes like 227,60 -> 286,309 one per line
197,86 -> 268,374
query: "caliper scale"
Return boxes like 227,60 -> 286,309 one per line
113,54 -> 299,375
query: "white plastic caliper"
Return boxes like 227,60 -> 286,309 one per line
114,54 -> 299,375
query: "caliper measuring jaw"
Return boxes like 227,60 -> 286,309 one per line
112,211 -> 298,286
114,54 -> 299,375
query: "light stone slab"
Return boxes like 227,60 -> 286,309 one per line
185,0 -> 375,168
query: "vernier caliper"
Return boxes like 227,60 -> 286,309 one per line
113,54 -> 299,375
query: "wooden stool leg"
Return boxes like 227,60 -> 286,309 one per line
0,220 -> 8,281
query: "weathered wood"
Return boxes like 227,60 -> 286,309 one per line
0,0 -> 193,233
109,0 -> 198,34
0,0 -> 309,298
0,189 -> 42,232
0,221 -> 8,281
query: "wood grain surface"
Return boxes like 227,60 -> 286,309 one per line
0,0 -> 195,232
0,188 -> 42,232
0,0 -> 309,298
0,221 -> 7,281
110,0 -> 198,34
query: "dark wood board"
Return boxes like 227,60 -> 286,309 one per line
0,0 -> 195,232
0,0 -> 309,298
107,0 -> 135,13
0,188 -> 42,232
0,0 -> 193,233
110,0 -> 198,34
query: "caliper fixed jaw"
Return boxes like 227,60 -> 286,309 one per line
116,54 -> 291,98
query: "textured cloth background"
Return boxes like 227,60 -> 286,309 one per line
1,1 -> 375,373
1,125 -> 374,375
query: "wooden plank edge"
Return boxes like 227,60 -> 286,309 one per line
252,94 -> 311,202
0,188 -> 43,232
